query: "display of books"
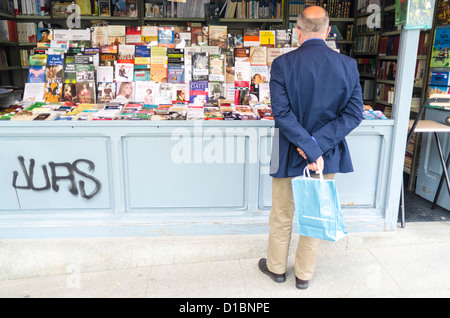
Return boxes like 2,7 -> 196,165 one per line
11,21 -> 286,122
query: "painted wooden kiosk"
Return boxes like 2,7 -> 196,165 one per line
0,120 -> 395,238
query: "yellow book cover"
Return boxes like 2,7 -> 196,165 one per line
76,0 -> 92,15
259,30 -> 275,47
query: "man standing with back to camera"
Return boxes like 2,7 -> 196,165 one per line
259,6 -> 363,289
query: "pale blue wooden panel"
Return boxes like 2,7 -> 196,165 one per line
123,133 -> 250,211
0,137 -> 113,211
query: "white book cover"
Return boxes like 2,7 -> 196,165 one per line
172,83 -> 189,102
97,66 -> 114,83
154,82 -> 174,105
134,81 -> 156,104
115,63 -> 134,82
23,83 -> 45,102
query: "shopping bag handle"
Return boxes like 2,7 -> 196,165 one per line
303,166 -> 324,181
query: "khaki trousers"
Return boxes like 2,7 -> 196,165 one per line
267,174 -> 335,281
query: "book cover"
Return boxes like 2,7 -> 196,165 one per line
118,44 -> 136,63
62,83 -> 77,102
28,66 -> 46,83
63,64 -> 76,83
126,0 -> 138,17
250,65 -> 269,85
209,82 -> 225,105
75,64 -> 95,82
430,71 -> 450,86
29,54 -> 48,66
191,26 -> 208,46
97,66 -> 114,83
168,64 -> 185,84
183,46 -> 202,82
189,80 -> 209,105
44,82 -> 62,102
192,52 -> 209,81
115,82 -> 134,101
112,0 -> 127,16
204,107 -> 222,120
100,53 -> 117,67
76,0 -> 91,15
151,46 -> 168,64
208,25 -> 227,49
267,48 -> 283,66
154,82 -> 174,105
125,26 -> 141,45
234,47 -> 250,62
134,81 -> 155,103
234,61 -> 250,88
259,82 -> 271,103
101,45 -> 118,54
92,26 -> 108,47
209,54 -> 225,82
76,82 -> 96,103
135,45 -> 150,58
37,28 -> 52,47
431,26 -> 450,67
168,48 -> 184,64
45,65 -> 64,84
275,29 -> 292,48
150,64 -> 168,82
23,83 -> 45,102
134,68 -> 151,81
205,2 -> 220,25
249,46 -> 267,65
99,0 -> 111,16
158,27 -> 175,48
172,83 -> 189,102
175,30 -> 191,48
97,82 -> 117,102
227,29 -> 244,49
141,26 -> 158,46
115,63 -> 134,82
260,30 -> 275,47
243,27 -> 260,47
108,25 -> 126,45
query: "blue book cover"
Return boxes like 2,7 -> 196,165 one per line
47,54 -> 64,66
189,80 -> 209,105
157,27 -> 175,48
430,71 -> 450,86
168,64 -> 184,84
112,0 -> 127,16
28,66 -> 46,83
135,46 -> 150,57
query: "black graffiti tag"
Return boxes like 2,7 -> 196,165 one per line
12,156 -> 102,200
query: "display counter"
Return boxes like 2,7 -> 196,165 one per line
0,119 -> 395,238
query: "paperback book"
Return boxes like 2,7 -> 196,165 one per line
23,83 -> 45,102
28,66 -> 46,83
62,83 -> 77,102
76,82 -> 96,103
97,82 -> 117,102
208,25 -> 227,49
134,81 -> 155,103
189,80 -> 208,105
168,64 -> 185,84
154,82 -> 174,105
44,82 -> 62,102
115,63 -> 134,82
158,27 -> 175,48
192,52 -> 209,81
209,54 -> 225,82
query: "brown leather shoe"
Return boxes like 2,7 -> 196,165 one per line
295,276 -> 309,290
258,258 -> 286,283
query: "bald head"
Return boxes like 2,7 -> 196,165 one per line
297,6 -> 330,38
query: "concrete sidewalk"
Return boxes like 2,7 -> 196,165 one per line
1,221 -> 450,298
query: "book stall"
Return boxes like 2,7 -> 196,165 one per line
0,1 -> 400,238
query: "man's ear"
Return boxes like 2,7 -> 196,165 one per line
325,26 -> 331,39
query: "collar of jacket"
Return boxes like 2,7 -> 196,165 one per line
300,38 -> 327,48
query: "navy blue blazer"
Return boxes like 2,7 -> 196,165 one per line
269,39 -> 363,178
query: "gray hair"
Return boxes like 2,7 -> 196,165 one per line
297,8 -> 329,36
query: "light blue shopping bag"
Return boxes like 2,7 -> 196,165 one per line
291,168 -> 347,242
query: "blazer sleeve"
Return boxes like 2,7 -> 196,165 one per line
311,59 -> 364,153
270,57 -> 323,162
